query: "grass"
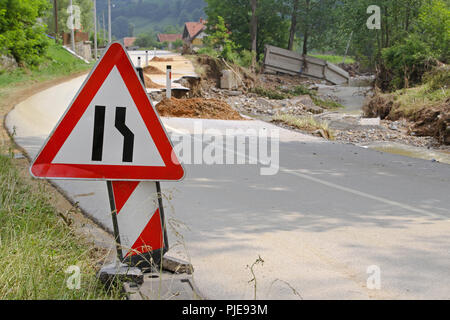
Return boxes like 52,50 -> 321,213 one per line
252,87 -> 288,100
273,113 -> 335,140
0,42 -> 121,300
0,40 -> 93,89
373,65 -> 450,119
0,154 -> 123,299
310,54 -> 355,65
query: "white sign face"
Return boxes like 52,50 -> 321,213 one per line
52,66 -> 164,167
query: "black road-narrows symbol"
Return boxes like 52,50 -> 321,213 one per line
91,105 -> 135,163
114,107 -> 135,162
91,105 -> 105,161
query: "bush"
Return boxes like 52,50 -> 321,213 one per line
235,49 -> 255,68
197,47 -> 219,58
423,65 -> 450,92
418,0 -> 450,63
0,0 -> 50,67
380,35 -> 436,90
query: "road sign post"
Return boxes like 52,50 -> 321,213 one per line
166,65 -> 172,99
30,42 -> 184,271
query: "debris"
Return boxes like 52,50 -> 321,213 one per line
220,69 -> 239,90
162,256 -> 194,274
359,117 -> 381,126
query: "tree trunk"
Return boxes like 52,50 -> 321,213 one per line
302,0 -> 311,55
288,0 -> 299,51
302,29 -> 309,55
250,0 -> 258,67
250,0 -> 257,53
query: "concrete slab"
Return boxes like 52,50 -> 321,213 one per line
125,273 -> 202,300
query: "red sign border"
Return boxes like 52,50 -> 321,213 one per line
30,42 -> 184,181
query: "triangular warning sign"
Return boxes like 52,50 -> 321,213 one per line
30,42 -> 184,181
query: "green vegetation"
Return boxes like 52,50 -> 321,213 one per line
203,0 -> 448,93
252,87 -> 288,100
312,96 -> 344,109
44,0 -> 93,34
383,66 -> 449,118
273,114 -> 335,140
0,0 -> 50,66
310,54 -> 355,64
0,41 -> 92,89
252,85 -> 344,110
0,155 -> 123,299
378,1 -> 449,91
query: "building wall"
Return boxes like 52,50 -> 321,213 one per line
192,38 -> 203,46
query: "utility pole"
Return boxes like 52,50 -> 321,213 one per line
102,11 -> 106,46
53,0 -> 58,38
93,0 -> 97,59
108,0 -> 112,43
70,0 -> 75,52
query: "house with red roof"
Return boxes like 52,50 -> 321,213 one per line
122,37 -> 137,49
182,18 -> 207,47
157,34 -> 182,49
157,34 -> 182,43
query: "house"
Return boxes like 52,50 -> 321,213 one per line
123,37 -> 137,49
157,34 -> 182,50
182,18 -> 207,47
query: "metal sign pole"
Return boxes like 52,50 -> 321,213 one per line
106,181 -> 124,263
166,65 -> 172,99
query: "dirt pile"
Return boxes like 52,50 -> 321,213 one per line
363,92 -> 395,119
364,92 -> 450,145
156,98 -> 244,120
143,65 -> 165,75
412,100 -> 450,145
144,75 -> 164,89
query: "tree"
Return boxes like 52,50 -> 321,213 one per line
0,0 -> 50,66
206,16 -> 237,60
418,0 -> 450,61
205,0 -> 289,58
129,23 -> 135,37
44,0 -> 93,34
288,0 -> 299,50
135,31 -> 161,49
250,0 -> 257,53
112,16 -> 130,39
250,0 -> 258,67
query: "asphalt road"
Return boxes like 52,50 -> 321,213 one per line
6,74 -> 450,300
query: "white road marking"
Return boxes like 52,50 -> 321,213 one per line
164,124 -> 445,219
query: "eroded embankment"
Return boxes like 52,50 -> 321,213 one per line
363,66 -> 450,145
